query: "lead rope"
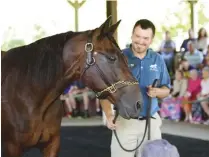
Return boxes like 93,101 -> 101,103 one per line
112,79 -> 159,152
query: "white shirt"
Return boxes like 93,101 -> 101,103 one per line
201,78 -> 209,95
184,50 -> 204,67
196,37 -> 209,55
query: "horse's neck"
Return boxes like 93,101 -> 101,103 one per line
40,66 -> 80,115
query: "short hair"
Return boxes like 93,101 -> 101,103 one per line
132,19 -> 156,37
187,41 -> 195,47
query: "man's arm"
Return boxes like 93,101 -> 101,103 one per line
156,86 -> 170,99
100,99 -> 113,118
147,86 -> 170,99
100,99 -> 116,130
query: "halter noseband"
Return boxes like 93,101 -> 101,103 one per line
80,31 -> 138,99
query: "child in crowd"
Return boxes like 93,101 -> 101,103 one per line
199,67 -> 209,125
183,69 -> 201,122
179,58 -> 195,79
160,70 -> 187,121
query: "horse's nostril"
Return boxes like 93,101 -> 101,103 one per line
136,101 -> 142,109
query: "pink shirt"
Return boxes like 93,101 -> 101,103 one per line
187,78 -> 201,100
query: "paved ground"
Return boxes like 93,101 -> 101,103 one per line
61,116 -> 209,141
22,124 -> 209,157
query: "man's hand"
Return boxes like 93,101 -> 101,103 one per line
100,99 -> 116,130
106,115 -> 116,130
147,85 -> 158,98
147,85 -> 170,98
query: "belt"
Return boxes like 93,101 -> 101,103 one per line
136,116 -> 156,120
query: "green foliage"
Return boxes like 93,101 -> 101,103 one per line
152,1 -> 209,50
1,24 -> 47,51
197,3 -> 209,28
33,24 -> 47,41
1,39 -> 25,51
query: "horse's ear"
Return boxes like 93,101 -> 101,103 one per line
107,20 -> 121,37
99,15 -> 112,35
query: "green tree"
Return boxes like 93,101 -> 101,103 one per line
152,1 -> 209,50
33,24 -> 47,41
197,3 -> 209,29
1,39 -> 25,51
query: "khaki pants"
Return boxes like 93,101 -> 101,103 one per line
111,113 -> 162,157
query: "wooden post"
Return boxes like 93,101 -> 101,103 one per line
67,0 -> 86,31
188,0 -> 198,36
106,0 -> 118,42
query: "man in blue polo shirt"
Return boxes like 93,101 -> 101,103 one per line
100,19 -> 171,157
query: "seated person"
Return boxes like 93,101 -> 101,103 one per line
178,58 -> 195,79
180,28 -> 196,53
183,69 -> 201,122
198,67 -> 209,125
184,41 -> 204,68
73,81 -> 90,118
160,70 -> 187,121
60,84 -> 78,118
159,31 -> 176,74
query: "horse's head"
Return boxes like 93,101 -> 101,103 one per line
63,17 -> 143,119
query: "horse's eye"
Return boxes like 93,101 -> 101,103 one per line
108,56 -> 116,61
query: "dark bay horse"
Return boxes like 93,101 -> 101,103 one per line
1,17 -> 143,157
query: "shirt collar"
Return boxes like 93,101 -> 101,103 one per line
129,44 -> 152,59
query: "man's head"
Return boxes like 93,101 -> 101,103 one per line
188,28 -> 194,38
187,41 -> 195,53
165,31 -> 171,40
131,19 -> 155,54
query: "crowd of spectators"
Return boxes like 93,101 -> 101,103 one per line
60,81 -> 102,119
159,27 -> 209,125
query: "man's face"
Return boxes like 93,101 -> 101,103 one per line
131,25 -> 153,54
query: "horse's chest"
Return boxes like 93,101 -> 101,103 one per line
20,123 -> 59,147
34,121 -> 60,143
38,129 -> 52,143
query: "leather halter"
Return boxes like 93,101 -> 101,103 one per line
80,31 -> 138,99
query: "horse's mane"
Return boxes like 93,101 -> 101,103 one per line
2,31 -> 81,90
